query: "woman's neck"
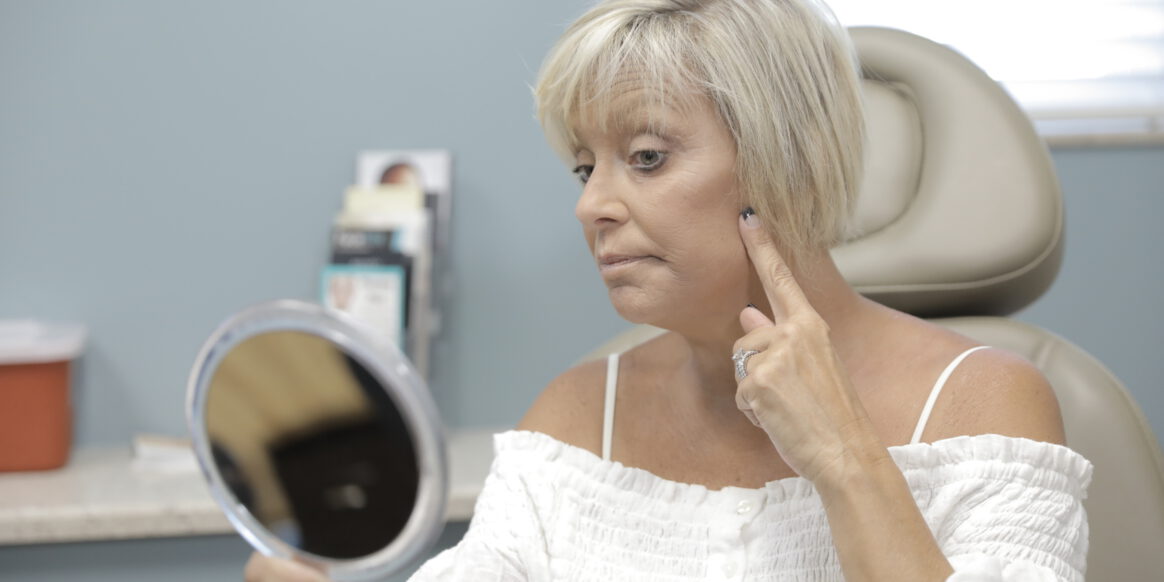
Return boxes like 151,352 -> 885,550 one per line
673,249 -> 872,421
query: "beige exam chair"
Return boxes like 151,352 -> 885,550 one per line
581,27 -> 1164,581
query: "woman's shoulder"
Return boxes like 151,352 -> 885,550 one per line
516,356 -> 609,457
515,332 -> 675,457
897,316 -> 1067,446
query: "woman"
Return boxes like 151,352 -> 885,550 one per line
248,0 -> 1091,580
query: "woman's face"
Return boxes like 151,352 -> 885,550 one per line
571,87 -> 752,329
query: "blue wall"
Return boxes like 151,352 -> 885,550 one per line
1017,146 -> 1164,441
0,0 -> 611,446
1,1 -> 1161,580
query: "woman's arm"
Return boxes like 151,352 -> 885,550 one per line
733,213 -> 1075,582
811,356 -> 1068,582
244,554 -> 329,582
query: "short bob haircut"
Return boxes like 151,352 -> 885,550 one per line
534,0 -> 865,259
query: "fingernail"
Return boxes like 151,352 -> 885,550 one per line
740,207 -> 759,228
746,303 -> 757,309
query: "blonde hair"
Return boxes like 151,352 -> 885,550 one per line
534,0 -> 864,258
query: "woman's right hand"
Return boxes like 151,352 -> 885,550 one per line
244,552 -> 331,582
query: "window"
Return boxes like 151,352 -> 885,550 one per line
828,0 -> 1164,145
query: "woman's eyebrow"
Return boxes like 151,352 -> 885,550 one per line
568,102 -> 690,152
619,120 -> 686,144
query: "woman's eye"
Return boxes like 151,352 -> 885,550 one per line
572,165 -> 593,184
631,150 -> 666,170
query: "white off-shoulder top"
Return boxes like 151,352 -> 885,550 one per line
411,431 -> 1092,581
411,349 -> 1093,581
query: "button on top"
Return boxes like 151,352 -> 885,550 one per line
736,500 -> 754,515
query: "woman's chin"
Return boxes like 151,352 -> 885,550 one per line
607,287 -> 693,329
607,287 -> 661,325
607,284 -> 746,334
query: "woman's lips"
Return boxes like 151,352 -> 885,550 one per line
598,255 -> 658,272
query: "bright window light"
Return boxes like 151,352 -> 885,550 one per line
827,0 -> 1164,143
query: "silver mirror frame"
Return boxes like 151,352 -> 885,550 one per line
186,299 -> 448,581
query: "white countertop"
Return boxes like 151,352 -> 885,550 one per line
0,427 -> 500,546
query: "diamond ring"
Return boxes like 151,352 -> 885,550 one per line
732,349 -> 760,381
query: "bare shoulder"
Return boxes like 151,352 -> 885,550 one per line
515,357 -> 609,456
923,344 -> 1067,446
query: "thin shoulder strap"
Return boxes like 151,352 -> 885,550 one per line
602,353 -> 620,461
910,346 -> 991,445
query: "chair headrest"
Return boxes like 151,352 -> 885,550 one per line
832,27 -> 1063,317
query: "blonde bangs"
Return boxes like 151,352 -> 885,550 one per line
534,5 -> 707,164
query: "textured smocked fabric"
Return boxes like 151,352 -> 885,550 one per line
410,430 -> 1092,581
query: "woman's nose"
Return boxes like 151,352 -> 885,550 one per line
574,168 -> 627,227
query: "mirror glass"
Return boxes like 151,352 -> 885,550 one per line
206,330 -> 419,558
188,301 -> 446,580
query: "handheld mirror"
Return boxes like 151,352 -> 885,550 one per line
186,300 -> 447,580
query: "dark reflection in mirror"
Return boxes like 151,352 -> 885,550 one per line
205,331 -> 419,559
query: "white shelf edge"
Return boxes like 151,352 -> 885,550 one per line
0,427 -> 502,546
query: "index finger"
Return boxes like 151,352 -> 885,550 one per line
738,209 -> 813,319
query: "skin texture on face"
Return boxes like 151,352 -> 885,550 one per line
571,87 -> 753,336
